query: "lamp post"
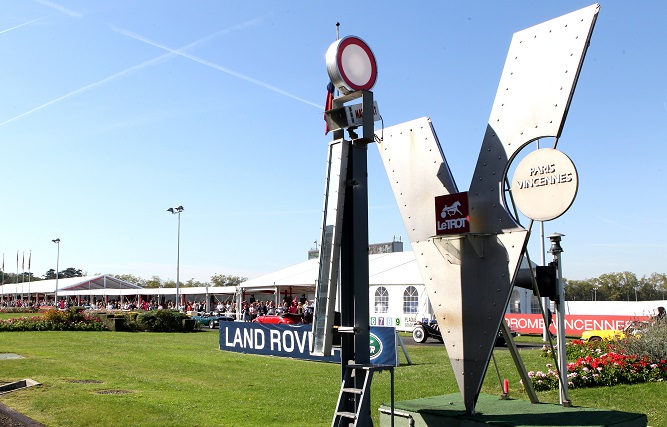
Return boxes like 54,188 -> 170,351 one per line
52,238 -> 60,306
167,206 -> 184,310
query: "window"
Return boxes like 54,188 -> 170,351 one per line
403,286 -> 419,314
530,295 -> 542,314
374,287 -> 389,313
509,289 -> 521,313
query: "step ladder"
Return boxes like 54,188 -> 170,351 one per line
332,363 -> 394,427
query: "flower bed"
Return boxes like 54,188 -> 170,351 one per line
0,309 -> 108,332
526,338 -> 667,391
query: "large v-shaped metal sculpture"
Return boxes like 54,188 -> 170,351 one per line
376,4 -> 598,414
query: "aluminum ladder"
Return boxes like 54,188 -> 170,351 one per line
332,363 -> 394,427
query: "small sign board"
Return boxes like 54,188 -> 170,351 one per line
435,192 -> 470,235
324,101 -> 381,132
511,148 -> 578,221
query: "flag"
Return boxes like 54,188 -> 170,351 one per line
324,81 -> 335,134
28,251 -> 31,271
22,252 -> 25,272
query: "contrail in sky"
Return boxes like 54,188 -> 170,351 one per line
0,22 -> 259,128
111,26 -> 321,109
0,17 -> 44,35
34,0 -> 83,18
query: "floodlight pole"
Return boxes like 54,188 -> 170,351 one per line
167,206 -> 184,310
52,239 -> 60,306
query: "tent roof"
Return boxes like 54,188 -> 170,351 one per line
0,275 -> 142,294
240,251 -> 423,291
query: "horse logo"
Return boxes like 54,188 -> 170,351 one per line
441,201 -> 462,218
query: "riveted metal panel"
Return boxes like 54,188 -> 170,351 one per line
311,139 -> 349,356
469,4 -> 599,235
377,118 -> 458,243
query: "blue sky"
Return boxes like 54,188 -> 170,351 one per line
1,1 -> 666,283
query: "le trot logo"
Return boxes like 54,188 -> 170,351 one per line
435,192 -> 470,235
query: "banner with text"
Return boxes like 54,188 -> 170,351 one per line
219,323 -> 398,366
504,314 -> 649,336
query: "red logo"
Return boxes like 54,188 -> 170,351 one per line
435,193 -> 470,235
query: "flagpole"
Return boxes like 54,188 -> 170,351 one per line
1,253 -> 4,307
15,251 -> 18,302
28,251 -> 32,305
21,251 -> 25,302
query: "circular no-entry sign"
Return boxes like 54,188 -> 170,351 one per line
326,36 -> 377,95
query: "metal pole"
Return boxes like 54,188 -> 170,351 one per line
167,206 -> 183,310
176,209 -> 181,310
549,233 -> 570,406
53,239 -> 60,306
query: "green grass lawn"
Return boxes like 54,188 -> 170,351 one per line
0,312 -> 42,321
0,330 -> 664,427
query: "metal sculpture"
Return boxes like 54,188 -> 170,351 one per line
375,4 -> 599,415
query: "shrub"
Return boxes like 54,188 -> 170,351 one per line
617,318 -> 667,361
136,310 -> 190,332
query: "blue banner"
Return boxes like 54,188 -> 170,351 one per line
219,323 -> 397,366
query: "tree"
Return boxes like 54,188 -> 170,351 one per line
643,273 -> 667,300
210,274 -> 247,287
592,272 -> 639,301
44,267 -> 83,280
564,278 -> 597,301
60,267 -> 84,278
111,274 -> 147,287
145,276 -> 163,288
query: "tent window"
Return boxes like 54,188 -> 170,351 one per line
530,295 -> 542,314
403,286 -> 418,314
374,287 -> 389,313
510,289 -> 521,313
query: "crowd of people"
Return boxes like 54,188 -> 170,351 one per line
1,295 -> 315,323
208,297 -> 314,323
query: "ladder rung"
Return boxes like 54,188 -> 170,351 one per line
342,387 -> 363,394
335,411 -> 356,419
337,326 -> 357,333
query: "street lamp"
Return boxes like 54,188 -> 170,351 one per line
167,206 -> 184,310
52,238 -> 60,306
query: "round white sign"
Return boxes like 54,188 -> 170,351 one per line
511,148 -> 578,221
326,36 -> 377,95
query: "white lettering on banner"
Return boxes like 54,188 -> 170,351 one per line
506,316 -> 544,330
270,329 -> 281,351
224,326 -> 313,354
243,328 -> 253,347
505,314 -> 650,335
230,327 -> 243,347
283,331 -> 295,352
255,329 -> 265,350
437,218 -> 468,230
295,332 -> 308,353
